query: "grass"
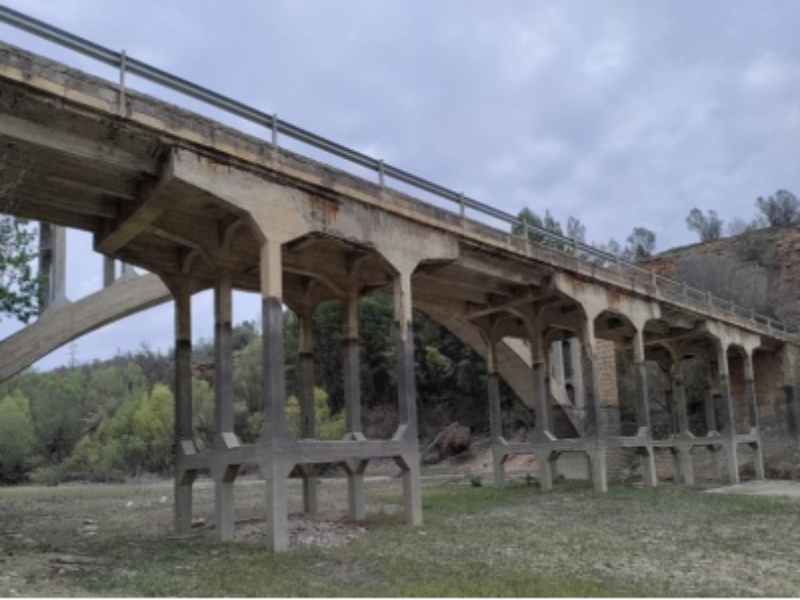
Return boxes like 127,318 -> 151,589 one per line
1,476 -> 799,597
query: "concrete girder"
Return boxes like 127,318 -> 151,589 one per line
95,156 -> 180,254
0,111 -> 159,175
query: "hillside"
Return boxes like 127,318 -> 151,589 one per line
648,226 -> 800,325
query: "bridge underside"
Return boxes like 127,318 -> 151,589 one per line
0,42 -> 778,550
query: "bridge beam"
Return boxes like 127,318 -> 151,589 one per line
95,158 -> 176,255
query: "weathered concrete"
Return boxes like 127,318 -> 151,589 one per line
0,39 -> 797,553
173,284 -> 194,533
0,272 -> 171,382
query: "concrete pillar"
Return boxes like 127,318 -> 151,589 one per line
121,261 -> 136,278
568,337 -> 585,414
632,330 -> 657,487
259,238 -> 291,552
550,341 -> 565,385
532,334 -> 554,490
393,269 -> 422,526
670,359 -> 694,485
743,351 -> 765,480
704,362 -> 723,481
173,286 -> 195,533
38,222 -> 52,311
717,344 -> 739,484
581,320 -> 607,492
213,270 -> 237,541
486,338 -> 505,487
342,285 -> 367,519
103,257 -> 116,287
297,310 -> 318,516
52,225 -> 67,304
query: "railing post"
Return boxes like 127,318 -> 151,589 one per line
459,192 -> 465,221
378,160 -> 385,190
706,290 -> 712,305
271,113 -> 278,149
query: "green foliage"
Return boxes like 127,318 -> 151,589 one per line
512,207 -> 568,250
133,384 -> 175,473
0,216 -> 43,323
233,336 -> 262,413
192,378 -> 215,449
66,389 -> 144,481
0,391 -> 38,483
285,387 -> 345,440
29,370 -> 88,462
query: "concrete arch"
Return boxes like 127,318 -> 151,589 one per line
0,273 -> 171,382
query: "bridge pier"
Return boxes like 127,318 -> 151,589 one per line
716,343 -> 740,484
296,308 -> 318,517
212,270 -> 241,542
38,222 -> 69,311
632,329 -> 657,487
743,350 -> 765,480
342,282 -> 367,520
173,284 -> 197,534
392,268 -> 423,527
581,322 -> 608,493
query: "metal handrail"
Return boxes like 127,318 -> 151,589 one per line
0,4 -> 794,335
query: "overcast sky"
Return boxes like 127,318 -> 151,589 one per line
1,0 -> 799,371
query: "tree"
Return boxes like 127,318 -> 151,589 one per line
132,384 -> 175,473
512,207 -> 565,249
726,216 -> 766,237
0,391 -> 38,483
0,216 -> 42,323
566,216 -> 587,245
685,208 -> 723,242
623,227 -> 656,261
755,189 -> 800,227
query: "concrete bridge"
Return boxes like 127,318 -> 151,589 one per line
0,19 -> 796,552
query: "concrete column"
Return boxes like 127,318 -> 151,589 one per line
38,222 -> 52,311
704,363 -> 719,435
532,334 -> 554,490
103,257 -> 116,288
52,225 -> 67,304
213,270 -> 237,541
717,344 -> 739,484
743,351 -> 765,480
568,337 -> 585,414
704,361 -> 723,480
121,262 -> 136,278
297,309 -> 318,516
392,269 -> 422,526
581,320 -> 607,492
670,359 -> 694,485
486,338 -> 505,487
343,285 -> 367,519
550,341 -> 565,385
259,238 -> 291,552
173,287 -> 195,533
632,330 -> 656,487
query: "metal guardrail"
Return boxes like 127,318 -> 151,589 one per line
0,4 -> 794,336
